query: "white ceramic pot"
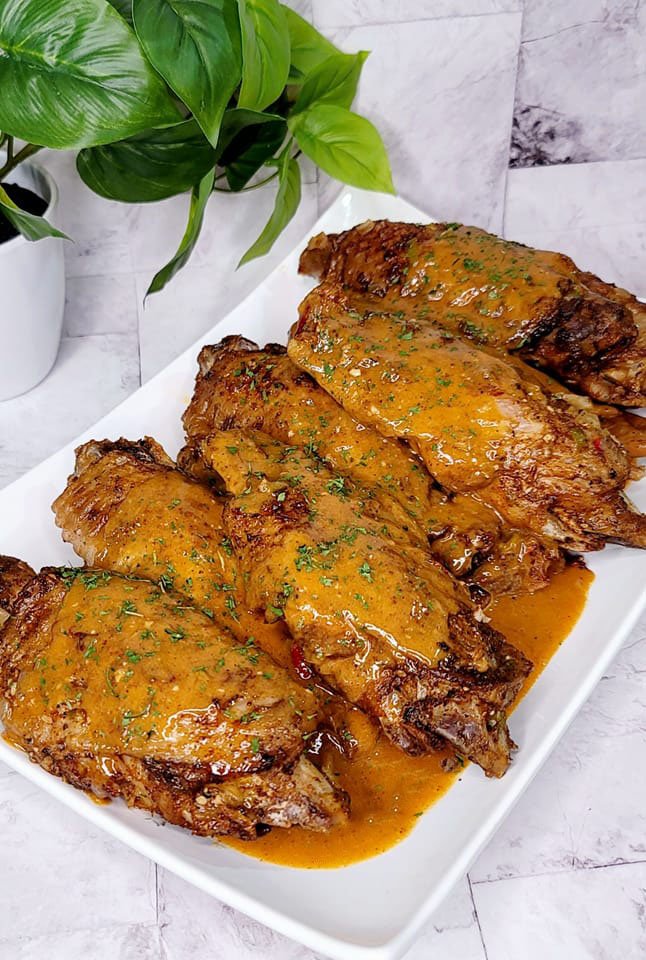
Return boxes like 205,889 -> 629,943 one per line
0,154 -> 65,401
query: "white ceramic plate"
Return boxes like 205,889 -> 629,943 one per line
1,188 -> 644,960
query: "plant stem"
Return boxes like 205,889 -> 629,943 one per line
6,136 -> 14,164
213,169 -> 279,194
0,143 -> 43,181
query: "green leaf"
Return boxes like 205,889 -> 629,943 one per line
133,0 -> 242,148
289,104 -> 394,194
222,118 -> 287,191
147,167 -> 215,295
293,51 -> 369,113
239,148 -> 300,265
106,0 -> 133,24
77,120 -> 216,202
0,185 -> 69,242
281,6 -> 340,82
218,107 -> 285,156
0,0 -> 181,149
237,0 -> 290,112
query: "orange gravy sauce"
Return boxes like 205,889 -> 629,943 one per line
226,563 -> 592,868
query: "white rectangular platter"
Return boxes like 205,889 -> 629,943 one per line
0,187 -> 644,960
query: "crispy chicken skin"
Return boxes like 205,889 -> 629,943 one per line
52,437 -> 244,630
182,337 -> 563,597
0,559 -> 348,838
289,283 -> 646,552
181,430 -> 533,777
299,221 -> 646,406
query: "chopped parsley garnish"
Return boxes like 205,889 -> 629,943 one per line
295,545 -> 315,571
220,536 -> 233,557
326,475 -> 349,498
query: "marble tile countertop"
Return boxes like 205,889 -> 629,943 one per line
1,2 -> 645,958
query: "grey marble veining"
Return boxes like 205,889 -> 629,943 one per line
0,768 -> 155,944
473,860 -> 646,959
1,3 -> 646,960
157,869 -> 488,960
4,924 -> 164,960
511,0 -> 646,166
318,12 -> 522,232
311,0 -> 521,28
471,618 -> 646,883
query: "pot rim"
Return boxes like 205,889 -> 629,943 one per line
0,152 -> 60,255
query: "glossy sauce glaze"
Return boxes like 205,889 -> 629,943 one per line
307,221 -> 593,350
227,562 -> 592,868
2,571 -> 317,775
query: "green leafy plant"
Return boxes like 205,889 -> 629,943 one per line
0,0 -> 393,293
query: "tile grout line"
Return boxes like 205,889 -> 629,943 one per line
467,873 -> 490,960
501,7 -> 525,238
471,854 -> 646,887
154,862 -> 160,924
0,919 -> 164,947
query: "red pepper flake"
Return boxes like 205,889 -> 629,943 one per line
290,643 -> 313,681
593,437 -> 603,452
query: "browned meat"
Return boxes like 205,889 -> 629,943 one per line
0,559 -> 348,839
493,347 -> 646,462
181,430 -> 533,777
289,282 -> 646,552
182,337 -> 564,597
299,220 -> 646,406
0,555 -> 34,623
52,437 -> 245,629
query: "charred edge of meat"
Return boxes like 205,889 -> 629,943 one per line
298,222 -> 424,292
72,437 -> 174,478
298,231 -> 335,279
27,749 -> 349,839
406,695 -> 516,779
375,647 -> 530,777
468,582 -> 491,606
196,336 -> 259,377
371,613 -> 532,776
0,569 -> 64,689
224,487 -> 312,549
518,294 -> 637,377
0,556 -> 36,617
444,611 -> 504,673
577,493 -> 646,550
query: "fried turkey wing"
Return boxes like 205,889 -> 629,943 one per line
182,337 -> 563,597
183,430 -> 532,778
299,220 -> 646,406
0,560 -> 348,838
52,437 -> 244,629
289,283 -> 646,552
